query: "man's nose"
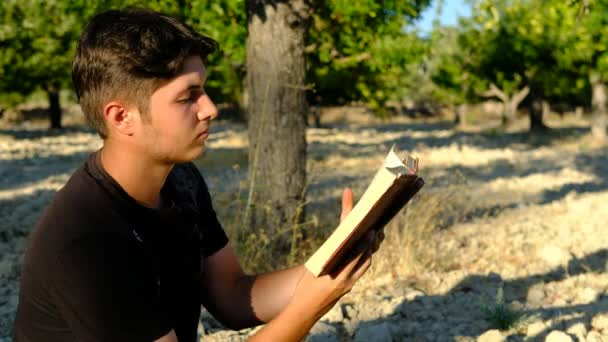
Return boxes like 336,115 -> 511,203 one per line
197,94 -> 218,121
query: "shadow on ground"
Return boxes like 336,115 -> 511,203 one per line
540,150 -> 608,204
0,152 -> 91,192
309,122 -> 589,161
0,126 -> 95,141
306,130 -> 608,233
0,188 -> 59,239
310,248 -> 608,341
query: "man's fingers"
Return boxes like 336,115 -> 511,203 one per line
351,249 -> 372,280
340,188 -> 354,222
372,235 -> 381,253
372,230 -> 385,253
336,243 -> 369,280
339,232 -> 374,277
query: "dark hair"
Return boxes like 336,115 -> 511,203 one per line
72,8 -> 218,139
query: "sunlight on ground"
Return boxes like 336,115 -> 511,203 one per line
2,111 -> 608,341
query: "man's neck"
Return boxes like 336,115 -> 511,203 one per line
100,140 -> 173,209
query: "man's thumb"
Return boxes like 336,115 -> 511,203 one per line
340,188 -> 354,221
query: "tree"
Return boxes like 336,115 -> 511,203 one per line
0,0 -> 246,128
480,0 -> 608,139
570,0 -> 608,141
0,0 -> 166,128
481,83 -> 529,126
307,0 -> 431,113
244,0 -> 311,247
463,0 -> 584,132
429,10 -> 531,128
184,0 -> 248,106
242,0 -> 432,254
0,0 -> 83,128
429,26 -> 483,126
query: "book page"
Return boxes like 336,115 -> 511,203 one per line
305,147 -> 409,276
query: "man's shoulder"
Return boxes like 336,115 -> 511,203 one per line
23,164 -> 130,280
32,164 -> 126,247
53,163 -> 117,218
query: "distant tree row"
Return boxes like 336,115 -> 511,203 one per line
3,0 -> 605,139
0,0 -> 431,128
429,0 -> 608,138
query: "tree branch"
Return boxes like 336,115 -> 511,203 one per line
511,85 -> 530,106
481,83 -> 509,103
334,52 -> 371,65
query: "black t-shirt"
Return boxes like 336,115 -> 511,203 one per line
14,150 -> 229,342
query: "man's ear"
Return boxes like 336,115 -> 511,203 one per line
103,101 -> 138,137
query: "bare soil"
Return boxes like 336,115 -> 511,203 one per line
1,109 -> 607,341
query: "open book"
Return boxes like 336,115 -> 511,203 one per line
305,146 -> 425,277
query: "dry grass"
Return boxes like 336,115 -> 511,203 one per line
356,181 -> 481,290
212,167 -> 331,274
212,157 -> 471,279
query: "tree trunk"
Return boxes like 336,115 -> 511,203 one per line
527,88 -> 547,132
590,72 -> 607,141
47,82 -> 62,129
528,98 -> 547,132
503,101 -> 515,126
542,101 -> 551,119
482,83 -> 529,127
245,1 -> 310,244
454,104 -> 466,126
310,104 -> 321,128
507,86 -> 530,127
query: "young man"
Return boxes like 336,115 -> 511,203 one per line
14,8 -> 382,342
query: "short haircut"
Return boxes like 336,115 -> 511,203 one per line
72,8 -> 218,139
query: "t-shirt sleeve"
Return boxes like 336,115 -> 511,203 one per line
52,233 -> 172,342
190,164 -> 229,257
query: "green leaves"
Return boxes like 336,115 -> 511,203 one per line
186,0 -> 247,103
308,0 -> 431,109
0,0 -> 431,114
0,0 -> 98,107
443,0 -> 591,106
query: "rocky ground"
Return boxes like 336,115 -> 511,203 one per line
1,112 -> 608,341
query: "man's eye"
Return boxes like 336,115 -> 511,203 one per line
178,88 -> 205,103
178,94 -> 197,103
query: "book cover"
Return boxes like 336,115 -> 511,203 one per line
305,147 -> 425,276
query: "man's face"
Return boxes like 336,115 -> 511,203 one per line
137,55 -> 217,163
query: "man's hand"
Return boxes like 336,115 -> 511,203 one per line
248,238 -> 373,341
290,231 -> 375,319
284,187 -> 387,319
340,188 -> 354,222
247,188 -> 386,341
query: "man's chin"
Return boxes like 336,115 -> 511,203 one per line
167,145 -> 205,164
186,144 -> 206,161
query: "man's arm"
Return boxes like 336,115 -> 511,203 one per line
200,244 -> 305,329
201,230 -> 375,336
165,242 -> 373,339
249,245 -> 372,341
200,188 -> 383,331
